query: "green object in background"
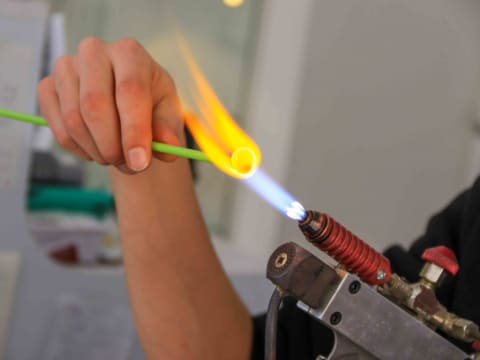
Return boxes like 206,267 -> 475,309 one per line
0,108 -> 210,162
28,184 -> 115,219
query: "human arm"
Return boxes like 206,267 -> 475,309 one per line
37,37 -> 252,359
109,151 -> 252,359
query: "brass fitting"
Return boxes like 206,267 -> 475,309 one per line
419,262 -> 446,288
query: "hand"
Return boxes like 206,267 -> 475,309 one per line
37,37 -> 184,172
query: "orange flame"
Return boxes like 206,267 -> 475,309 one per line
179,38 -> 261,179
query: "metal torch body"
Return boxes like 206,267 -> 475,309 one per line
265,210 -> 480,360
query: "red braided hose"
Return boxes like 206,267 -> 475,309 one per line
299,210 -> 391,285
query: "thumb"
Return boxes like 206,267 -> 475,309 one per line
147,65 -> 185,162
152,97 -> 185,162
152,124 -> 183,163
152,94 -> 184,143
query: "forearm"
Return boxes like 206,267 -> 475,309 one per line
109,159 -> 252,359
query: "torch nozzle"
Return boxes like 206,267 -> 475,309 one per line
298,210 -> 392,285
298,210 -> 329,242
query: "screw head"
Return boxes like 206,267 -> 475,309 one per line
274,252 -> 289,269
376,269 -> 387,281
348,280 -> 361,294
330,311 -> 342,325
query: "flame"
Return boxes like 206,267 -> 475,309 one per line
244,169 -> 306,221
177,36 -> 305,221
179,38 -> 261,179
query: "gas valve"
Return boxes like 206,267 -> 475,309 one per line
380,245 -> 480,347
266,241 -> 480,360
420,246 -> 459,288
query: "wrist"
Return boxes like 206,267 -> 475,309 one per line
109,158 -> 196,228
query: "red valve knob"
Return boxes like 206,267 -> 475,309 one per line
421,246 -> 459,276
472,340 -> 480,352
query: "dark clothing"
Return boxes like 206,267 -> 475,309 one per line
251,177 -> 480,359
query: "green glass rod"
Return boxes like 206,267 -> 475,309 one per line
0,108 -> 210,162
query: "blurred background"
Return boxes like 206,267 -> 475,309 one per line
1,0 -> 480,359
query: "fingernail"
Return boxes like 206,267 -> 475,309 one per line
127,147 -> 148,172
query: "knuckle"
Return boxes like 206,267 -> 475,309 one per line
56,130 -> 75,150
161,68 -> 176,93
114,38 -> 143,54
36,77 -> 51,97
116,79 -> 147,99
162,69 -> 175,88
53,55 -> 72,75
80,92 -> 109,118
78,36 -> 103,55
153,66 -> 177,96
63,109 -> 84,133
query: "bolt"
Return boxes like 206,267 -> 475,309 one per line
349,280 -> 361,294
330,311 -> 342,325
376,269 -> 387,281
274,252 -> 288,269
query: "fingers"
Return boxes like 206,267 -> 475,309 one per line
37,76 -> 92,161
109,39 -> 154,172
38,37 -> 185,172
77,38 -> 124,166
53,54 -> 107,164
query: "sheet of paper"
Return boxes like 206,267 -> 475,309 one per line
0,43 -> 34,190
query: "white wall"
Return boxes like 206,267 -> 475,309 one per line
279,0 -> 480,252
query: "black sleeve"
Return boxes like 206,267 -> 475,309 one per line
250,185 -> 473,359
384,187 -> 470,308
